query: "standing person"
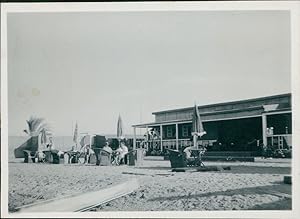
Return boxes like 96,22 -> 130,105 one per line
120,141 -> 128,164
46,136 -> 54,150
84,144 -> 91,164
114,144 -> 123,165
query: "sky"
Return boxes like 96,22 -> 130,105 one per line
7,10 -> 291,136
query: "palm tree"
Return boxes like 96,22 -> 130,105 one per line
23,116 -> 52,137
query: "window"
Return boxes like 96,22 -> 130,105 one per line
182,125 -> 189,137
166,126 -> 173,138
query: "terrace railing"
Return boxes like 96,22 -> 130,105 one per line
267,134 -> 292,150
145,139 -> 217,151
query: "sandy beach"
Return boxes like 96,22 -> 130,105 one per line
8,158 -> 291,212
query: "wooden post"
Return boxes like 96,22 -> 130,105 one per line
146,126 -> 149,150
262,114 -> 267,146
175,123 -> 179,150
160,125 -> 163,152
133,127 -> 136,150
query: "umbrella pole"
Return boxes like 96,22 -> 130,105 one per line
193,134 -> 198,149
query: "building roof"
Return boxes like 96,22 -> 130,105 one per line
152,93 -> 291,115
132,93 -> 291,128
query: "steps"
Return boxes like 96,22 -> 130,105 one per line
204,151 -> 257,157
202,156 -> 255,162
203,151 -> 256,162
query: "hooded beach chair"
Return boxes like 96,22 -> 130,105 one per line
167,149 -> 187,168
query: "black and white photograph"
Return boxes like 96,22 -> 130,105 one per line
1,1 -> 300,218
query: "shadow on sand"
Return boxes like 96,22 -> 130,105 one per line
148,183 -> 291,206
248,197 -> 292,210
136,165 -> 291,175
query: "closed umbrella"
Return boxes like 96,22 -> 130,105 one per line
73,122 -> 78,150
117,115 -> 124,145
191,103 -> 206,149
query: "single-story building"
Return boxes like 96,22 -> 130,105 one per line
132,93 -> 292,155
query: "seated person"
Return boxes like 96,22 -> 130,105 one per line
119,142 -> 128,164
183,146 -> 196,165
102,142 -> 113,154
183,146 -> 192,159
37,150 -> 46,162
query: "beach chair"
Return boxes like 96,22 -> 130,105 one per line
126,150 -> 137,166
88,153 -> 97,164
167,149 -> 187,168
43,150 -> 61,164
64,151 -> 80,164
98,149 -> 112,166
190,149 -> 205,167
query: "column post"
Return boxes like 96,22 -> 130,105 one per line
146,126 -> 149,150
175,123 -> 179,150
133,127 -> 136,150
262,113 -> 267,146
160,125 -> 163,152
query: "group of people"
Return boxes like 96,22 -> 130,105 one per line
80,139 -> 129,165
112,141 -> 129,165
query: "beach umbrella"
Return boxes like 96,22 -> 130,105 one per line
73,122 -> 78,149
191,103 -> 206,148
117,115 -> 124,144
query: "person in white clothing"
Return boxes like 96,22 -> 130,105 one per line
114,141 -> 128,165
183,146 -> 193,159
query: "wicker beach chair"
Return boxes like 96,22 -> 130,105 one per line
167,149 -> 187,168
88,153 -> 97,164
23,150 -> 37,163
98,149 -> 112,166
64,151 -> 80,164
43,150 -> 61,164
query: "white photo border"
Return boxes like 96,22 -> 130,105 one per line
1,1 -> 299,218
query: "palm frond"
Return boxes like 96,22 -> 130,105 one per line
24,116 -> 52,136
